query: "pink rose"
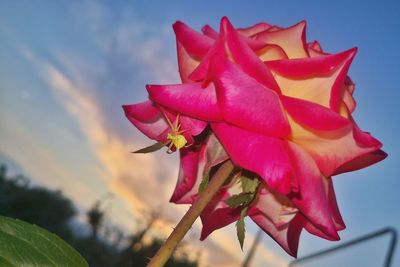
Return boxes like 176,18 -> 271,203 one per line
123,17 -> 386,256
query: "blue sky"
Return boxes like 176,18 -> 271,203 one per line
1,1 -> 399,266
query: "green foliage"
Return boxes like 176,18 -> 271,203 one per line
225,173 -> 261,250
224,192 -> 254,208
236,207 -> 248,250
132,142 -> 165,153
0,170 -> 76,242
0,216 -> 88,267
241,175 -> 259,193
198,174 -> 209,195
0,163 -> 198,267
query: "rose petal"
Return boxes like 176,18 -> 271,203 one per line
324,177 -> 346,230
304,221 -> 339,241
287,142 -> 339,240
334,149 -> 387,175
253,186 -> 298,227
222,17 -> 281,92
255,21 -> 308,59
173,21 -> 214,59
170,148 -> 201,204
250,212 -> 304,257
201,24 -> 219,39
272,48 -> 357,110
123,101 -> 169,141
288,115 -> 382,177
212,123 -> 293,194
257,44 -> 288,61
281,95 -> 350,131
237,22 -> 272,37
146,82 -> 223,121
266,48 -> 357,77
212,58 -> 290,138
189,31 -> 225,82
200,189 -> 241,240
308,40 -> 323,52
176,40 -> 200,83
200,206 -> 241,240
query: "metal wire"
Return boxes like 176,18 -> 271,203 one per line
288,227 -> 397,267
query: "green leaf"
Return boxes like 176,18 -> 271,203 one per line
241,175 -> 259,193
132,142 -> 165,153
224,192 -> 253,208
198,174 -> 209,195
0,216 -> 88,267
236,207 -> 248,250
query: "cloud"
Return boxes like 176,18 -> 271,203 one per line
14,1 -> 288,266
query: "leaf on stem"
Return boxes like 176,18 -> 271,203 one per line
198,174 -> 210,194
236,207 -> 248,250
224,192 -> 253,208
132,142 -> 165,153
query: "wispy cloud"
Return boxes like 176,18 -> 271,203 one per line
14,1 -> 287,266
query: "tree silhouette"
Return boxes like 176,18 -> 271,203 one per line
0,163 -> 198,267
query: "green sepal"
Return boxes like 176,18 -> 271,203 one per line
198,174 -> 209,195
241,175 -> 259,193
224,192 -> 253,208
132,142 -> 165,153
236,207 -> 248,250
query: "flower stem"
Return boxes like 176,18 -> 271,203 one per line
148,160 -> 235,267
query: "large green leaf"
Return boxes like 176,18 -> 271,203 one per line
0,216 -> 88,267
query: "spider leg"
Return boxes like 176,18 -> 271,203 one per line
166,141 -> 174,154
162,111 -> 174,130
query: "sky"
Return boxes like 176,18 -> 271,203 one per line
1,1 -> 400,266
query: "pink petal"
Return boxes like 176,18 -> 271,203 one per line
201,24 -> 219,39
281,95 -> 350,131
241,35 -> 268,51
334,149 -> 387,175
146,82 -> 223,121
272,49 -> 357,110
176,40 -> 200,83
325,177 -> 346,230
266,48 -> 357,77
250,212 -> 304,257
330,49 -> 357,112
122,101 -> 169,141
288,115 -> 382,177
308,47 -> 326,57
308,40 -> 323,52
257,44 -> 288,61
212,123 -> 294,194
255,21 -> 309,59
200,189 -> 241,240
170,148 -> 201,204
200,206 -> 241,240
173,21 -> 214,59
352,118 -> 382,147
287,142 -> 339,240
253,186 -> 298,227
189,31 -> 225,82
237,22 -> 272,37
212,58 -> 290,138
171,133 -> 229,204
222,17 -> 281,92
304,221 -> 339,241
179,114 -> 208,137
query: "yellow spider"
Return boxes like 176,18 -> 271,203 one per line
164,114 -> 188,154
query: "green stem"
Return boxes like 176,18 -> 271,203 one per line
148,160 -> 235,267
